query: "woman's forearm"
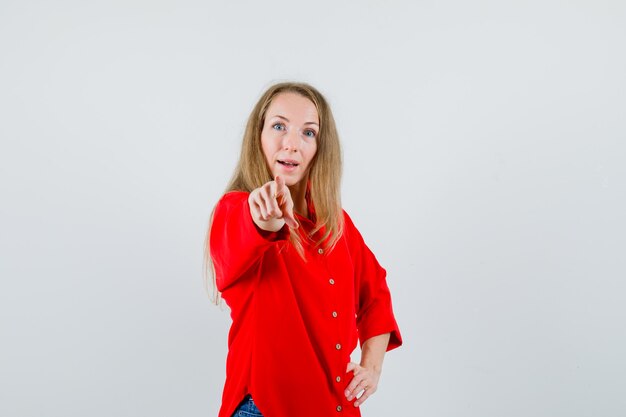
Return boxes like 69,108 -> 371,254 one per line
360,333 -> 390,372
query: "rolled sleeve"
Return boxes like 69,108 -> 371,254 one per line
343,211 -> 403,351
355,256 -> 402,351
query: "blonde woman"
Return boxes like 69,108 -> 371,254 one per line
206,82 -> 402,417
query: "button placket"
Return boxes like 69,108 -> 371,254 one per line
319,247 -> 345,412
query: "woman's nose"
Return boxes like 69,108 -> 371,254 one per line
282,128 -> 299,151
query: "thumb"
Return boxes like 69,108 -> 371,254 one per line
346,362 -> 359,373
283,206 -> 299,229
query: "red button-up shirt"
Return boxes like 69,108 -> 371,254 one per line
210,191 -> 402,417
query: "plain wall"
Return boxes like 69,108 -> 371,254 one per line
1,1 -> 625,416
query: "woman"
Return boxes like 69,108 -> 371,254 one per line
206,82 -> 402,417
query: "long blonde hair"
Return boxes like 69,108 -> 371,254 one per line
203,82 -> 344,304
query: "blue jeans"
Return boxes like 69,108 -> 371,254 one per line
231,395 -> 263,417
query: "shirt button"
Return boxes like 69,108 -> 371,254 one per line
318,248 -> 324,254
335,343 -> 342,350
336,405 -> 342,412
335,376 -> 341,382
332,311 -> 338,318
329,278 -> 335,285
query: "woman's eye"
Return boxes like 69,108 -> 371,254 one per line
304,129 -> 317,138
272,123 -> 285,131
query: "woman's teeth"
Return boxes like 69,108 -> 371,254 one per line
278,160 -> 298,167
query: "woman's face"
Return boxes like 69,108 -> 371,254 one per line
261,92 -> 319,188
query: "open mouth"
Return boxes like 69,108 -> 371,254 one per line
278,160 -> 299,167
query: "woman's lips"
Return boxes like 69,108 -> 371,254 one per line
278,159 -> 299,166
277,160 -> 299,172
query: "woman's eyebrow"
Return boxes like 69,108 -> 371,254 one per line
270,114 -> 319,126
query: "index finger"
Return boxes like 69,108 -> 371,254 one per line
275,175 -> 286,198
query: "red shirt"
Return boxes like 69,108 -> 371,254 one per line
210,191 -> 402,417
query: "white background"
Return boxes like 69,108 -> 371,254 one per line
1,1 -> 625,416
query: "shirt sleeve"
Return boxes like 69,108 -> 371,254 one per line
210,191 -> 289,291
344,210 -> 403,352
